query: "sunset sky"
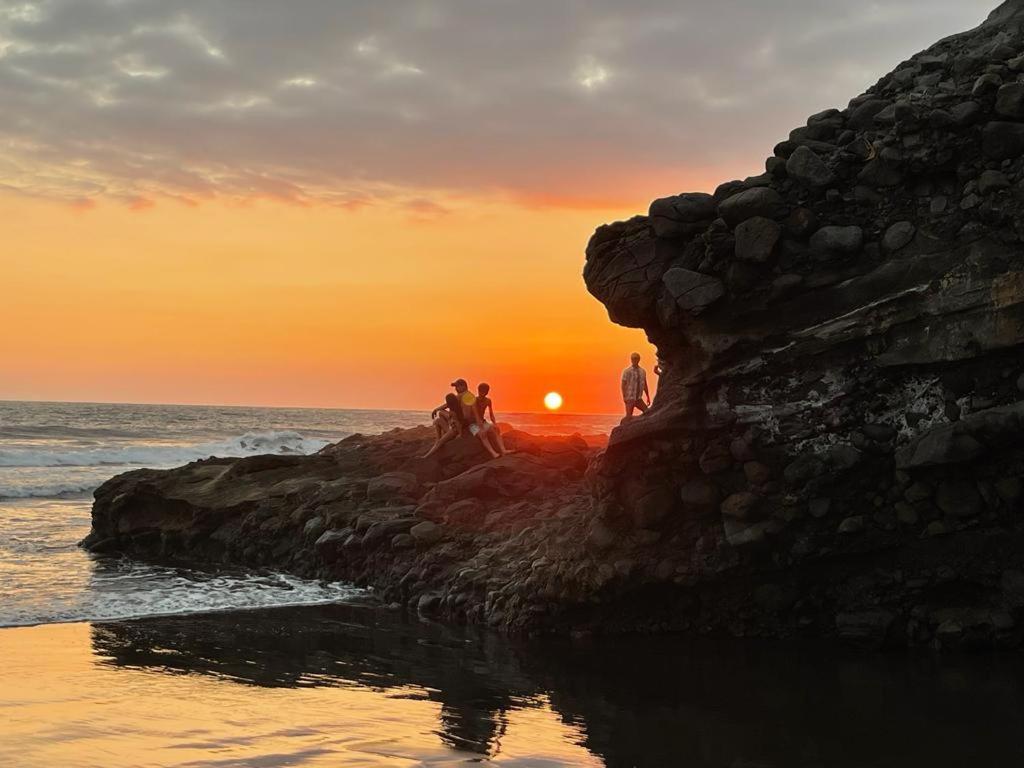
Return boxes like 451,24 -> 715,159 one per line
0,0 -> 990,413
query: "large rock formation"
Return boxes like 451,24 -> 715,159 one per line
582,0 -> 1024,648
86,2 -> 1024,649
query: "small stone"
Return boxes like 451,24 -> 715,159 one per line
586,518 -> 617,551
895,503 -> 918,526
633,487 -> 676,529
743,461 -> 772,486
978,170 -> 1010,195
785,207 -> 818,238
995,478 -> 1023,504
936,480 -> 983,518
699,443 -> 733,474
720,492 -> 760,521
838,515 -> 865,534
786,145 -> 836,188
995,82 -> 1024,119
809,498 -> 831,519
922,521 -> 948,538
679,480 -> 721,511
391,533 -> 415,549
960,193 -> 982,211
784,454 -> 826,485
410,520 -> 442,545
904,482 -> 932,503
729,437 -> 755,463
930,196 -> 949,215
723,518 -> 768,548
303,516 -> 327,541
734,216 -> 781,263
882,221 -> 915,254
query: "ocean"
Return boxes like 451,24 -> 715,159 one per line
4,401 -> 1024,767
0,400 -> 619,628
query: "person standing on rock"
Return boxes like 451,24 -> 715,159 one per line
621,353 -> 650,418
451,378 -> 501,459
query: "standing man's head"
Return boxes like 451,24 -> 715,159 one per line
630,352 -> 641,367
477,382 -> 490,396
451,378 -> 469,394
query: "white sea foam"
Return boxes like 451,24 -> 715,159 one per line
0,430 -> 334,499
0,430 -> 333,468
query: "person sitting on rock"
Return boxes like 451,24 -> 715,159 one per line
621,352 -> 651,418
422,393 -> 463,459
475,382 -> 509,455
452,378 -> 501,459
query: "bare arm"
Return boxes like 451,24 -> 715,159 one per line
643,377 -> 651,403
486,402 -> 497,424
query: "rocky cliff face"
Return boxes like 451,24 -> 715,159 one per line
582,0 -> 1024,647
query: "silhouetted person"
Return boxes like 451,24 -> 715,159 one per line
475,382 -> 508,455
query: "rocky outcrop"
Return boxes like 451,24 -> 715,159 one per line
581,0 -> 1024,649
86,2 -> 1024,649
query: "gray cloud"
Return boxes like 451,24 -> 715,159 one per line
0,0 -> 995,208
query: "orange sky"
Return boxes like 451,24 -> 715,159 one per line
0,1 -> 987,414
1,191 -> 661,413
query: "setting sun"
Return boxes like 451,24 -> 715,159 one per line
544,392 -> 564,411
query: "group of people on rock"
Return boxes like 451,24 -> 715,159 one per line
422,378 -> 508,460
423,353 -> 661,460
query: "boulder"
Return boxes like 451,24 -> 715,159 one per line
717,187 -> 786,227
785,146 -> 836,188
734,217 -> 781,263
881,221 -> 915,254
809,225 -> 863,259
978,170 -> 1010,195
649,193 -> 716,238
983,122 -> 1024,160
995,82 -> 1024,119
662,268 -> 726,316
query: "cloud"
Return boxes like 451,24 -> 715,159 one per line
0,0 -> 992,210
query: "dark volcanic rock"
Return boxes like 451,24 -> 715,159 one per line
582,1 -> 1024,648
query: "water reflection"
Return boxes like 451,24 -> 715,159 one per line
90,604 -> 1024,767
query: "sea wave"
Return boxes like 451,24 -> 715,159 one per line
0,480 -> 99,500
0,430 -> 335,469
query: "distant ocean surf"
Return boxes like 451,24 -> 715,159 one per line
0,400 -> 618,627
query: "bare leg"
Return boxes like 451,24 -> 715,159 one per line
422,427 -> 457,459
489,425 -> 508,455
624,401 -> 635,418
635,399 -> 649,414
475,430 -> 500,459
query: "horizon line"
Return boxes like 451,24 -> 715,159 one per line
0,397 -> 624,418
